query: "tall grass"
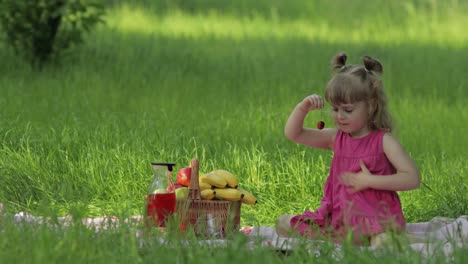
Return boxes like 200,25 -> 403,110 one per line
0,0 -> 467,262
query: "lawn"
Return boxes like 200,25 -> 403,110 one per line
0,0 -> 467,262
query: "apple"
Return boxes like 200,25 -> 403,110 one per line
175,187 -> 189,200
166,182 -> 184,192
177,167 -> 192,187
152,189 -> 167,194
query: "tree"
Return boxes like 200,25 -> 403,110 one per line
0,0 -> 105,68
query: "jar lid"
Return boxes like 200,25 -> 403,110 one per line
151,162 -> 176,171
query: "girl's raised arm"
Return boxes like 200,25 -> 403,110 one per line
284,95 -> 336,150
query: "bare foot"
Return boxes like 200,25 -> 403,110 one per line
370,233 -> 389,248
275,214 -> 294,237
371,232 -> 427,248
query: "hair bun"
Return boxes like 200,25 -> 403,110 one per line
362,56 -> 383,74
331,52 -> 347,70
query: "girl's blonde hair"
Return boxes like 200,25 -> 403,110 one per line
324,52 -> 393,132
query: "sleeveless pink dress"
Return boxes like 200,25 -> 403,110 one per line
290,130 -> 406,240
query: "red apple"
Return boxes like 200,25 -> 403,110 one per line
177,167 -> 192,187
166,182 -> 184,192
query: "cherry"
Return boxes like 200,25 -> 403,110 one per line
317,121 -> 325,130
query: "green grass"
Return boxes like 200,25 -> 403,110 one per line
0,0 -> 467,262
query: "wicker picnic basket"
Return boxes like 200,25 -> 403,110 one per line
176,158 -> 241,237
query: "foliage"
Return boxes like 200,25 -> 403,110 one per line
0,0 -> 105,67
0,0 -> 467,261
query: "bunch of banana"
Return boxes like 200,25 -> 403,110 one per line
198,169 -> 257,205
238,188 -> 257,205
199,182 -> 213,191
200,189 -> 216,200
211,169 -> 239,188
199,172 -> 228,188
213,188 -> 244,201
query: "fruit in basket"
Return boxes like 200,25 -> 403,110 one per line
200,172 -> 228,188
214,188 -> 244,201
211,169 -> 239,188
200,189 -> 216,200
199,182 -> 213,191
175,187 -> 189,200
239,188 -> 257,205
166,182 -> 184,192
177,167 -> 192,187
152,189 -> 167,194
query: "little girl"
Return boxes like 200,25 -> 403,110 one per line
276,52 -> 421,246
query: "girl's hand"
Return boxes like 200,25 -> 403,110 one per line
298,94 -> 324,112
340,160 -> 372,193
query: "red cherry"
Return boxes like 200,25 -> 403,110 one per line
317,121 -> 325,130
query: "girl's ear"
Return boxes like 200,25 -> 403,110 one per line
362,56 -> 383,75
331,52 -> 347,71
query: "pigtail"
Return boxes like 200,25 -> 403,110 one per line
331,52 -> 347,72
362,55 -> 384,96
361,56 -> 392,131
362,56 -> 383,75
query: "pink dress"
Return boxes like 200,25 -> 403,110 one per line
290,130 -> 406,240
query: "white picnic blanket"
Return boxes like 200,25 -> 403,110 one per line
239,215 -> 467,257
2,203 -> 466,259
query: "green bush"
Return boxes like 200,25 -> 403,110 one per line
0,0 -> 105,67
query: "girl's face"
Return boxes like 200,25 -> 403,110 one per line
331,101 -> 369,137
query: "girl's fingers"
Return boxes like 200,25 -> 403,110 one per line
317,97 -> 324,109
347,187 -> 357,194
359,160 -> 369,173
340,173 -> 350,185
314,95 -> 324,109
305,95 -> 323,110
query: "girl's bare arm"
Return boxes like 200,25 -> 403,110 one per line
340,133 -> 420,193
284,95 -> 336,150
366,133 -> 421,191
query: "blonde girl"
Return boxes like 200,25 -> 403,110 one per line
276,52 -> 421,246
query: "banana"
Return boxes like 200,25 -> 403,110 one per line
211,169 -> 239,189
214,188 -> 244,202
199,181 -> 213,191
239,188 -> 257,205
200,189 -> 216,200
200,172 -> 228,188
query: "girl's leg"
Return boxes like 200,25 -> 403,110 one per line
370,232 -> 427,247
370,232 -> 389,247
405,232 -> 428,243
275,214 -> 294,237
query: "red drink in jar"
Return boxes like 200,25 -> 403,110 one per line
146,192 -> 176,227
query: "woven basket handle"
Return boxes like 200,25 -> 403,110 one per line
188,158 -> 201,200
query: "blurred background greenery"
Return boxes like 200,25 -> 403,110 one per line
0,0 -> 466,226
